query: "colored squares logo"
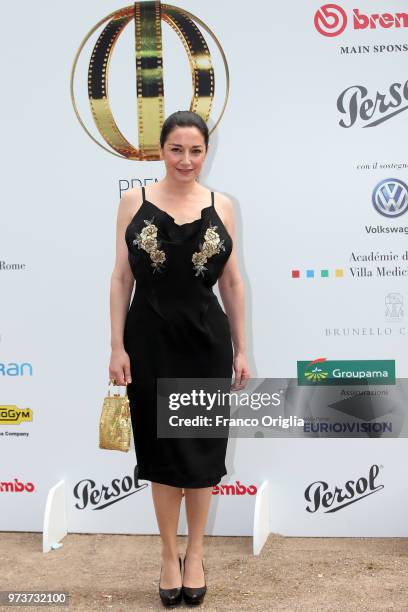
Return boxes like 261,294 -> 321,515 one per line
291,268 -> 344,278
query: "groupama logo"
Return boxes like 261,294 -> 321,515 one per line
303,357 -> 329,382
314,4 -> 408,37
297,358 -> 396,385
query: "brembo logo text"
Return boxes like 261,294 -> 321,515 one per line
315,4 -> 408,37
0,479 -> 35,493
212,481 -> 257,495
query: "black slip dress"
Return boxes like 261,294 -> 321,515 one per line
124,186 -> 234,488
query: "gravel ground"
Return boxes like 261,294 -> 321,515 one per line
1,532 -> 408,611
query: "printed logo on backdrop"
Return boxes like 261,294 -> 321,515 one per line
304,464 -> 383,513
314,4 -> 347,37
0,261 -> 26,272
297,358 -> 396,385
349,173 -> 408,236
71,1 -> 229,160
385,292 -> 404,321
73,466 -> 254,509
304,389 -> 397,438
323,292 -> 406,338
337,81 -> 408,128
0,405 -> 32,426
0,479 -> 35,493
372,179 -> 408,218
291,249 -> 408,280
314,4 -> 408,37
212,481 -> 257,496
0,362 -> 32,376
0,405 -> 32,440
73,465 -> 148,510
291,268 -> 345,280
348,248 -> 408,278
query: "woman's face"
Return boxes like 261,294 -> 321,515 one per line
160,126 -> 207,183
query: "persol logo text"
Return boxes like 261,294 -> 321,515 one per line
304,464 -> 384,513
73,465 -> 148,510
337,80 -> 408,128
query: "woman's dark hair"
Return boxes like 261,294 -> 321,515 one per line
160,110 -> 209,150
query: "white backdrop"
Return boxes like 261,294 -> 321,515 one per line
1,0 -> 408,536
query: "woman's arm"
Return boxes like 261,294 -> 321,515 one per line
109,189 -> 141,385
216,193 -> 250,389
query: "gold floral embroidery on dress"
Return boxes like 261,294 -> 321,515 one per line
192,221 -> 225,277
133,217 -> 166,273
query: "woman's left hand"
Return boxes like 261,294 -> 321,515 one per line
231,351 -> 250,390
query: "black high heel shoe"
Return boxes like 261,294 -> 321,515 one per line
182,554 -> 207,606
159,555 -> 182,607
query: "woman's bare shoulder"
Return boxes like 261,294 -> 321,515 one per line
214,190 -> 234,207
211,191 -> 235,237
213,191 -> 234,222
119,187 -> 144,221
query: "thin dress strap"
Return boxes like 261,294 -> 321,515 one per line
211,191 -> 214,207
141,186 -> 146,202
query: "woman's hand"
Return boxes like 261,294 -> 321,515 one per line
109,347 -> 132,386
231,351 -> 250,390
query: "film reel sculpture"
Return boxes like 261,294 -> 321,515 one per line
71,0 -> 229,160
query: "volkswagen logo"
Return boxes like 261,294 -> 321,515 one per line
70,1 -> 229,160
372,179 -> 408,218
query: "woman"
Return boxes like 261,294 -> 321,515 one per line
109,110 -> 249,606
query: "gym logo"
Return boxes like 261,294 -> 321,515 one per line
315,4 -> 408,37
0,405 -> 33,425
372,179 -> 408,219
71,0 -> 229,161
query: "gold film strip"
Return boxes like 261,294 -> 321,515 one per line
135,1 -> 164,160
71,1 -> 229,160
162,4 -> 214,122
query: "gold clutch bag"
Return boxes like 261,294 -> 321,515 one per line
99,380 -> 131,452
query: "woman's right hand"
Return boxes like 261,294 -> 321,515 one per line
109,347 -> 132,386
